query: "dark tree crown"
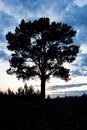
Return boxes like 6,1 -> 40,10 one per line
6,17 -> 79,82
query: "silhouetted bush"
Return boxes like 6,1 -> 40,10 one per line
7,88 -> 15,95
47,95 -> 51,99
0,84 -> 41,101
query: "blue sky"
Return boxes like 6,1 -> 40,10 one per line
0,0 -> 87,97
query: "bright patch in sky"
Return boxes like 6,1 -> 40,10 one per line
0,0 -> 87,97
80,44 -> 87,54
74,0 -> 87,7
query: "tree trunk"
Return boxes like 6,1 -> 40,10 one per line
41,76 -> 46,100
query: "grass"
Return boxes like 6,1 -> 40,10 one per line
0,95 -> 87,130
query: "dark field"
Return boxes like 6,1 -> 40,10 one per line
0,97 -> 87,130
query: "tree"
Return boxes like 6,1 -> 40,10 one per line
6,17 -> 79,99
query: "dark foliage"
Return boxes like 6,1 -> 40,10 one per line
6,17 -> 79,99
0,84 -> 41,101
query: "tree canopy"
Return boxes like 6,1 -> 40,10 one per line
6,17 -> 79,99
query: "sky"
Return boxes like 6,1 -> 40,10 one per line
0,0 -> 87,97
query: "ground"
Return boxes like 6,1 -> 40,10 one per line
0,97 -> 87,130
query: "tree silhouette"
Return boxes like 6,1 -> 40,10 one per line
6,17 -> 79,99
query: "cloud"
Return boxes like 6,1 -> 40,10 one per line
0,0 -> 73,23
48,82 -> 87,97
50,90 -> 87,98
62,2 -> 87,46
74,0 -> 87,7
63,3 -> 87,26
0,50 -> 9,61
0,11 -> 17,38
80,44 -> 87,54
48,83 -> 87,90
71,52 -> 87,76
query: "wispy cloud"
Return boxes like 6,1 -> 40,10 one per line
48,83 -> 87,97
0,50 -> 9,60
74,0 -> 87,7
48,83 -> 87,90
